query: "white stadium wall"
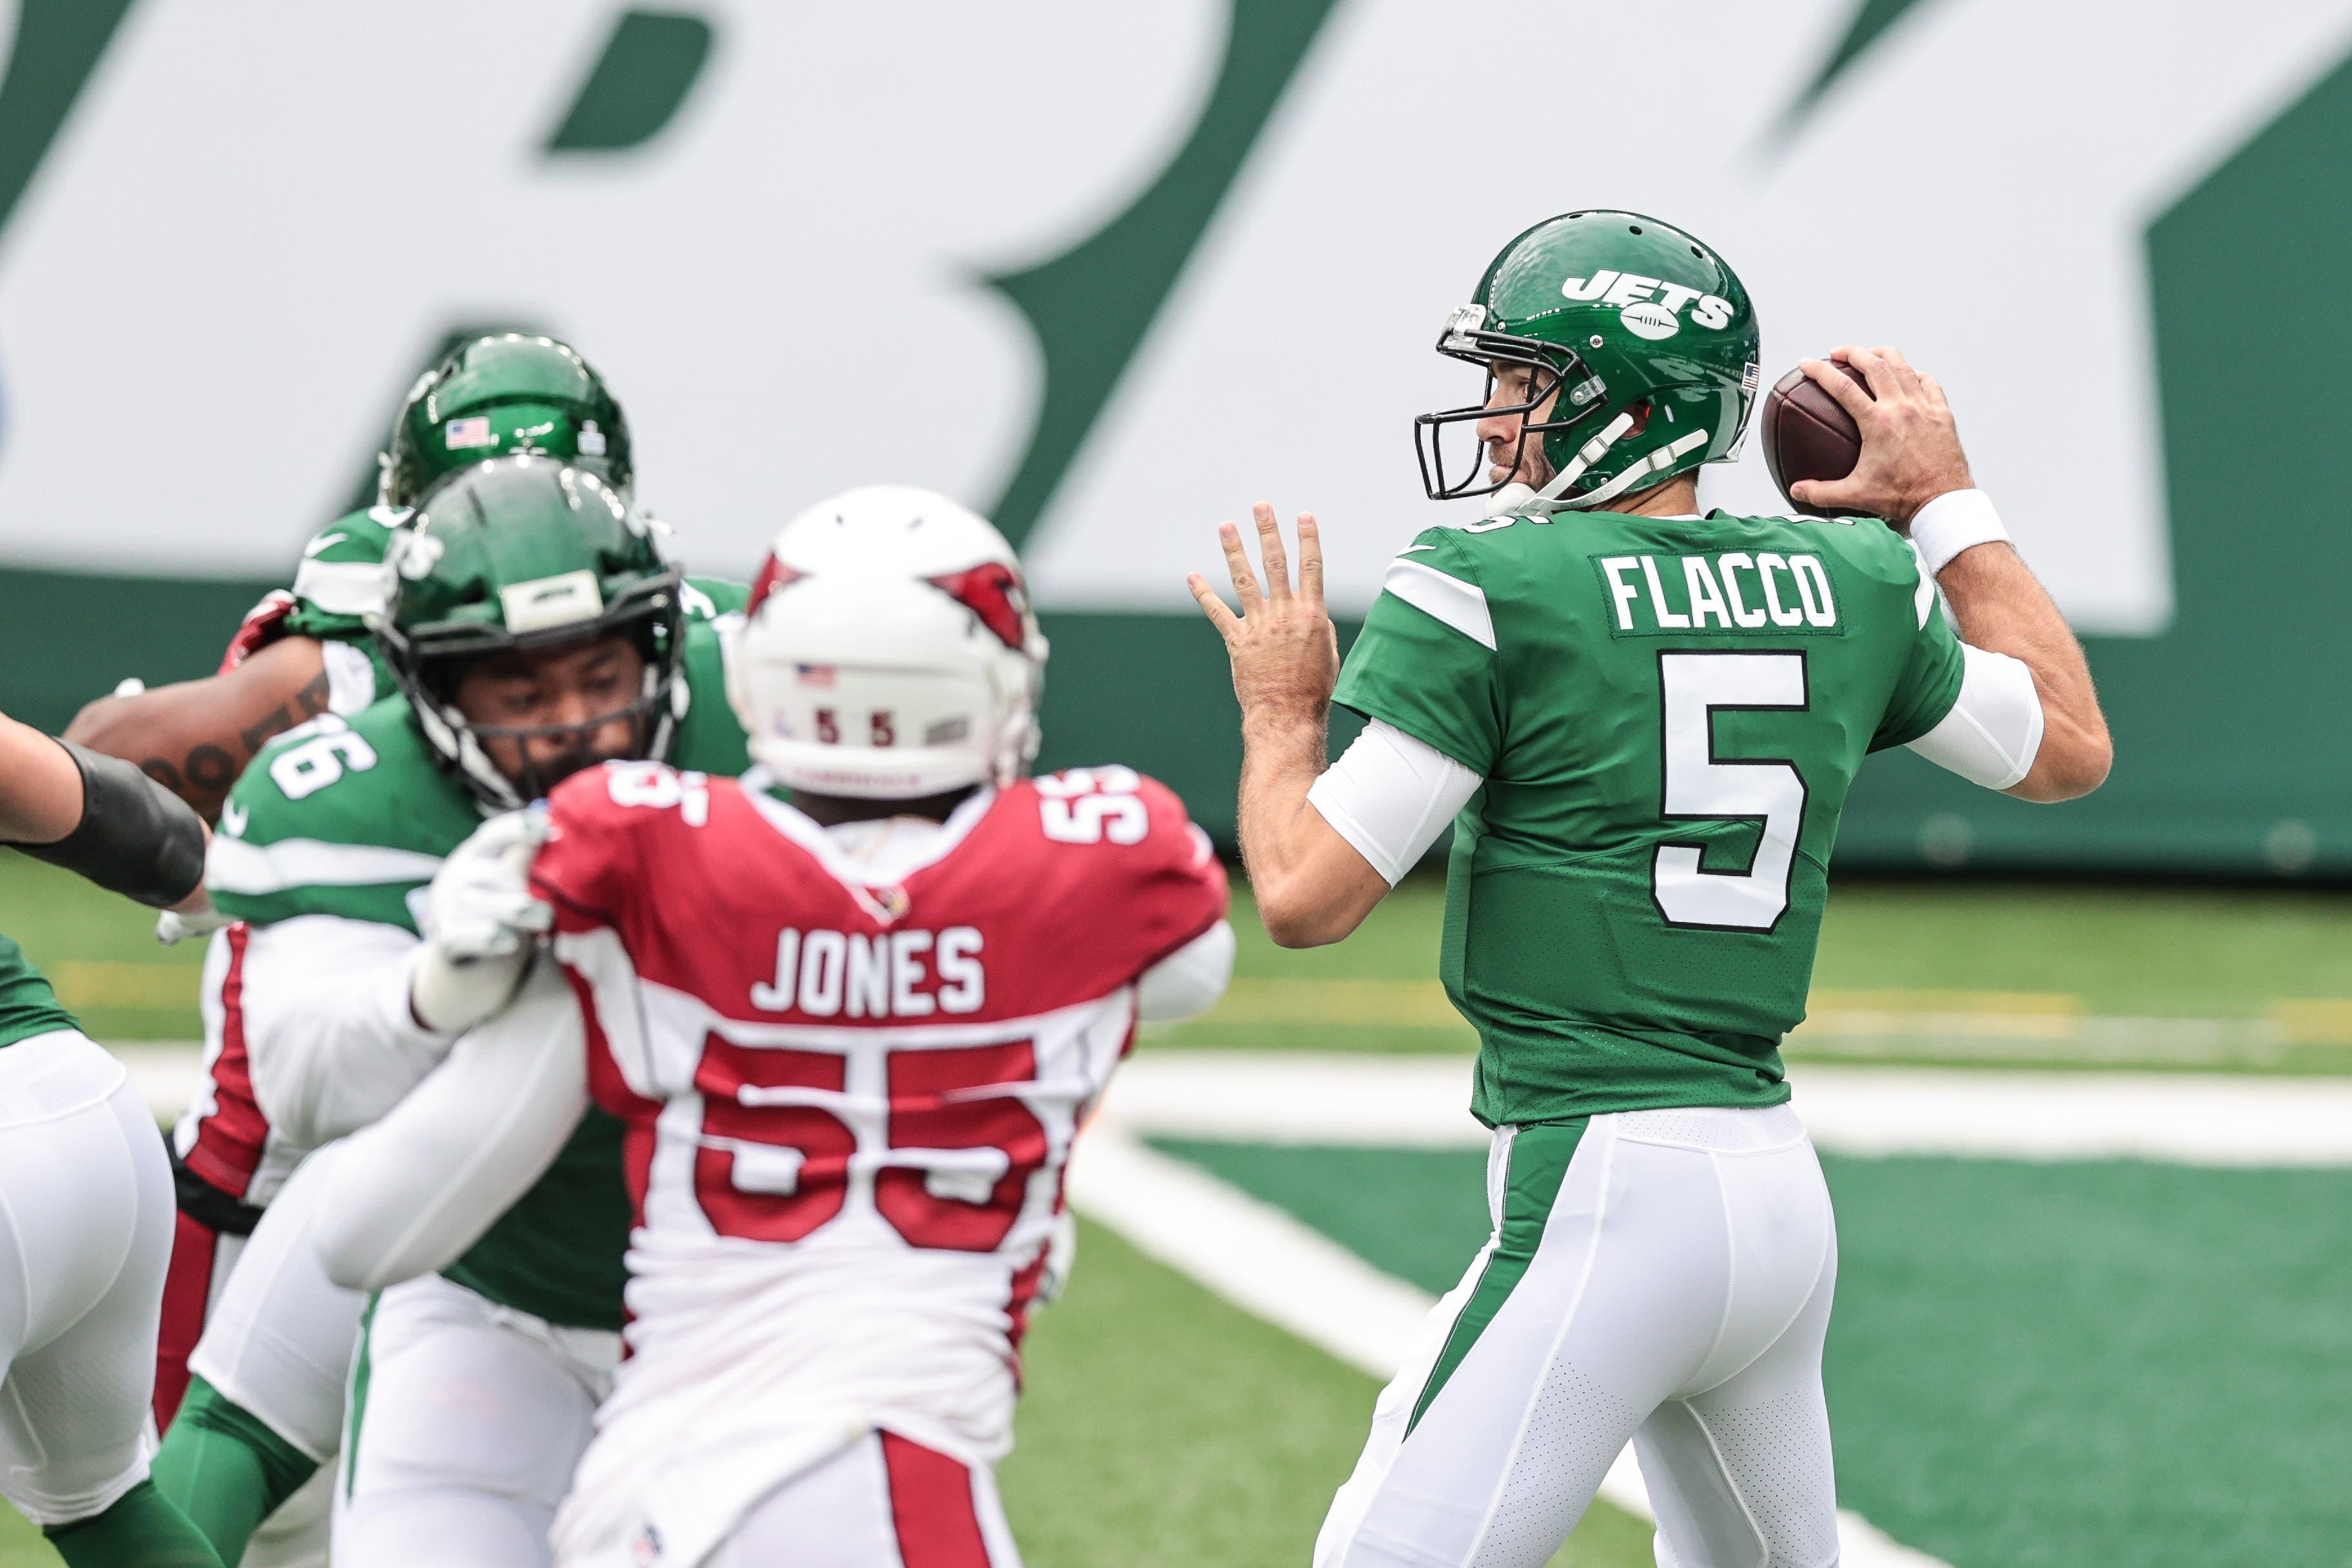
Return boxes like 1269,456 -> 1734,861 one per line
3,0 -> 2352,872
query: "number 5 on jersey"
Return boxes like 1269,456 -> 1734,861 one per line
1652,651 -> 1808,932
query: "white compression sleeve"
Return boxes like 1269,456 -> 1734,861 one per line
1307,720 -> 1484,885
1137,920 -> 1235,1024
1906,643 -> 2045,790
311,962 -> 588,1293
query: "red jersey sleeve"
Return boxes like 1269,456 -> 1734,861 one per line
1119,772 -> 1230,973
1018,767 -> 1229,994
531,762 -> 672,939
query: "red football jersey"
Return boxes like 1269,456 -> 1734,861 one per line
531,761 -> 1226,1471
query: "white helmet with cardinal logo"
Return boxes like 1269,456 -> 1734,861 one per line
725,485 -> 1049,799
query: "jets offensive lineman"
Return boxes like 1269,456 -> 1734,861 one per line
197,456 -> 749,1567
129,337 -> 673,1568
1190,211 -> 2111,1567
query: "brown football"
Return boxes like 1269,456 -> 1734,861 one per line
1761,361 -> 1870,517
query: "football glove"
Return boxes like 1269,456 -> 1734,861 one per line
411,808 -> 554,1035
219,589 -> 299,673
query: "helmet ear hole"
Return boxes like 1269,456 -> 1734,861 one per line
1625,400 -> 1652,440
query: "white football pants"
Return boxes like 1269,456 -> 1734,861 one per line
188,1150 -> 366,1566
562,1427 -> 1021,1568
1315,1104 -> 1840,1568
337,1271 -> 618,1567
0,1030 -> 173,1526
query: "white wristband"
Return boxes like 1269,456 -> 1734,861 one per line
1910,488 -> 2010,575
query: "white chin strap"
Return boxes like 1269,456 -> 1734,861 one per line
1484,416 -> 1711,518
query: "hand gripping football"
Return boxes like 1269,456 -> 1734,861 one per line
1760,361 -> 1870,518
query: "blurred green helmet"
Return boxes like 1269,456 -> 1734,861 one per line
377,456 -> 685,808
382,334 -> 632,509
1415,211 -> 1759,513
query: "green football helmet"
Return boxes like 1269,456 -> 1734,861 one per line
382,334 -> 632,509
377,455 -> 686,808
1415,211 -> 1760,513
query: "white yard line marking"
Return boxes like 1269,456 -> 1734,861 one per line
1064,1128 -> 1436,1385
1068,1122 -> 1950,1567
1106,1051 -> 2352,1166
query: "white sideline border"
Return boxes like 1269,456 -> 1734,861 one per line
1104,1051 -> 2352,1167
1071,1048 -> 2352,1568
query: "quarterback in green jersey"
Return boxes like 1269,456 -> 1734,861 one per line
64,332 -> 641,823
160,457 -> 748,1568
1191,212 -> 2112,1567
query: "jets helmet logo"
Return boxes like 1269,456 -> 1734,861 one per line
1560,271 -> 1736,336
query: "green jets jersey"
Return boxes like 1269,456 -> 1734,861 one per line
1335,510 -> 1965,1126
210,612 -> 750,1330
279,505 -> 745,714
0,932 -> 76,1050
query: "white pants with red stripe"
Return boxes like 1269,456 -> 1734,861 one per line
0,1031 -> 173,1526
1315,1104 -> 1840,1568
562,1428 -> 1019,1568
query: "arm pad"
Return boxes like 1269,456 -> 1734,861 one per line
12,740 -> 206,907
1906,643 -> 2045,790
1137,920 -> 1236,1024
312,963 -> 589,1292
1307,720 -> 1485,885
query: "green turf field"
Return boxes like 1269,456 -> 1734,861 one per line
1155,876 -> 2352,1073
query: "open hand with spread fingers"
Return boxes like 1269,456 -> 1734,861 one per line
1790,345 -> 1975,528
1188,504 -> 1340,727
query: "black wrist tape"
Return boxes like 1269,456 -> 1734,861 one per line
14,740 -> 208,908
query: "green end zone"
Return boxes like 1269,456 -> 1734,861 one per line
1157,1139 -> 2352,1568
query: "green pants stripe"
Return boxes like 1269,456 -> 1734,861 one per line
1406,1118 -> 1584,1435
344,1291 -> 377,1500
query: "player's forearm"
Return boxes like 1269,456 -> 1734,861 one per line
65,638 -> 333,823
1237,709 -> 1382,946
1934,542 -> 2112,801
313,965 -> 587,1293
0,716 -> 84,842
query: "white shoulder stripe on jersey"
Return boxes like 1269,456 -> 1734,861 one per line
208,836 -> 444,896
1382,557 -> 1494,651
1908,540 -> 1937,629
320,640 -> 378,715
290,556 -> 389,618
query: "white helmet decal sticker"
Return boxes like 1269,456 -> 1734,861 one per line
1620,302 -> 1680,341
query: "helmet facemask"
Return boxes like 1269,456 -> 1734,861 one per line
384,576 -> 687,810
1414,305 -> 1612,505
